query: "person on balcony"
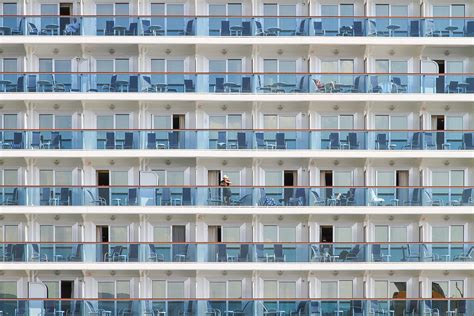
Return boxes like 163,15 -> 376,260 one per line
220,175 -> 232,205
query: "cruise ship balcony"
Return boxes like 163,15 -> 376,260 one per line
0,242 -> 472,263
1,186 -> 472,207
1,72 -> 473,94
0,129 -> 472,150
0,298 -> 472,316
1,15 -> 473,37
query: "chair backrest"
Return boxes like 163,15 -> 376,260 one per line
184,79 -> 194,91
124,132 -> 134,149
217,131 -> 226,144
298,19 -> 306,33
128,22 -> 137,35
217,244 -> 227,259
348,132 -> 357,146
27,74 -> 36,91
185,19 -> 193,34
128,188 -> 137,205
276,132 -> 285,149
242,21 -> 251,36
128,75 -> 138,92
31,131 -> 40,146
274,244 -> 283,257
215,77 -> 225,92
147,133 -> 156,149
329,132 -> 339,147
169,131 -> 179,148
392,77 -> 401,86
161,188 -> 171,202
110,74 -> 117,86
51,131 -> 60,147
353,21 -> 363,35
467,21 -> 474,33
239,244 -> 249,260
449,81 -> 458,89
411,188 -> 421,203
142,75 -> 152,86
28,22 -> 38,32
371,75 -> 379,88
128,244 -> 139,261
14,132 -> 23,146
463,133 -> 473,147
297,75 -> 305,90
311,190 -> 321,202
60,188 -> 70,204
241,77 -> 251,93
105,20 -> 114,33
256,244 -> 264,257
369,189 -> 377,201
182,188 -> 192,205
106,132 -> 115,149
16,75 -> 24,92
313,21 -> 322,33
256,132 -> 265,147
255,20 -> 264,32
41,187 -> 51,202
376,133 -> 387,148
142,19 -> 150,30
410,20 -> 420,36
372,244 -> 381,258
85,300 -> 96,313
221,20 -> 230,36
237,132 -> 246,148
461,188 -> 472,203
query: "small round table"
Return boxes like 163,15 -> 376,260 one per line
223,82 -> 241,92
37,80 -> 52,92
45,24 -> 59,35
266,27 -> 281,36
0,79 -> 12,92
387,24 -> 400,37
153,83 -> 167,92
114,80 -> 129,92
230,25 -> 243,36
149,25 -> 163,36
445,26 -> 458,37
113,26 -> 126,35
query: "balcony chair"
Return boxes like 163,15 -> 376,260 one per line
403,132 -> 422,150
237,244 -> 249,262
409,20 -> 420,37
241,76 -> 251,93
353,21 -> 363,36
59,188 -> 71,205
68,244 -> 83,261
6,75 -> 24,92
288,188 -> 306,206
126,22 -> 137,35
423,301 -> 440,316
290,301 -> 307,316
30,244 -> 48,261
255,244 -> 266,262
220,20 -> 230,36
148,244 -> 165,262
30,131 -> 41,149
3,188 -> 19,205
404,188 -> 422,206
276,132 -> 286,149
447,81 -> 462,93
290,76 -> 306,93
15,299 -> 27,316
168,131 -> 179,149
173,244 -> 188,262
347,132 -> 360,149
453,246 -> 474,261
85,189 -> 107,205
465,21 -> 474,36
10,132 -> 23,149
182,188 -> 192,205
462,133 -> 473,149
230,193 -> 251,206
141,20 -> 153,36
370,76 -> 383,93
128,75 -> 138,92
310,190 -> 326,206
237,132 -> 247,149
343,245 -> 361,262
44,300 -> 63,316
160,188 -> 171,205
254,20 -> 266,36
402,244 -> 421,262
50,131 -> 61,149
451,188 -> 473,206
141,75 -> 154,92
423,190 -> 443,206
310,245 -> 324,262
85,300 -> 112,316
403,300 -> 419,315
128,188 -> 138,206
26,74 -> 37,92
392,77 -> 407,93
368,189 -> 385,206
256,75 -> 272,93
206,302 -> 221,316
274,244 -> 286,262
40,187 -> 52,205
180,19 -> 194,35
313,21 -> 324,36
27,22 -> 46,35
1,244 -> 14,261
423,132 -> 437,150
261,302 -> 285,316
328,133 -> 340,149
105,132 -> 116,149
104,20 -> 114,35
375,133 -> 389,150
123,132 -> 134,149
242,21 -> 251,36
214,77 -> 225,93
293,19 -> 307,36
255,132 -> 275,149
465,77 -> 474,93
216,243 -> 228,262
104,245 -> 125,262
126,244 -> 139,262
420,244 -> 440,262
147,133 -> 157,149
184,79 -> 195,92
